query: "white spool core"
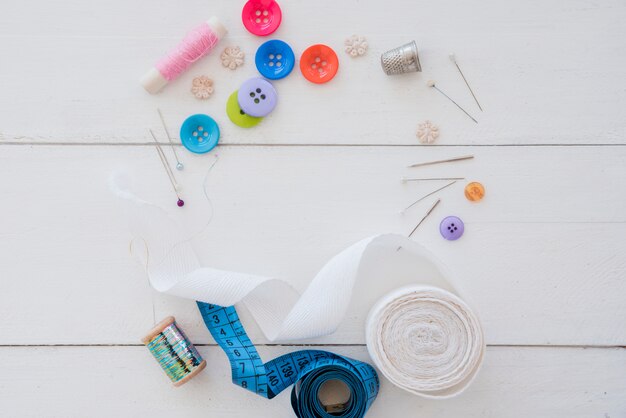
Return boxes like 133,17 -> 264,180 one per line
207,16 -> 227,39
140,68 -> 169,94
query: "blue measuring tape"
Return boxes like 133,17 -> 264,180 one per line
197,302 -> 380,417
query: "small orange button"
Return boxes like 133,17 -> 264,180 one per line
464,182 -> 485,202
300,44 -> 339,84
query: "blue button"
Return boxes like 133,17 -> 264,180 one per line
179,114 -> 220,154
255,40 -> 295,80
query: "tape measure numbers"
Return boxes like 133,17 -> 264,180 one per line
197,302 -> 380,417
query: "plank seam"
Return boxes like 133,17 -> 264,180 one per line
1,142 -> 626,148
0,344 -> 624,349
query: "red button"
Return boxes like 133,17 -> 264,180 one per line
300,44 -> 339,84
242,0 -> 282,36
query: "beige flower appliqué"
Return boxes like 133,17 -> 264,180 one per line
345,35 -> 368,57
221,46 -> 245,70
191,76 -> 214,100
416,120 -> 440,144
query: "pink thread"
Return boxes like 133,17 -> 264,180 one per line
156,23 -> 220,82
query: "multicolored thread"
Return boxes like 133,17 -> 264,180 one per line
144,318 -> 205,386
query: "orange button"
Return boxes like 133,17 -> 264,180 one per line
300,44 -> 339,84
464,182 -> 485,202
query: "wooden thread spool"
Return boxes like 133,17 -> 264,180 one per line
142,316 -> 207,387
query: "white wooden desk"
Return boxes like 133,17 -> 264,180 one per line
1,0 -> 625,416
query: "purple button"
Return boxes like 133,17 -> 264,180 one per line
440,216 -> 464,240
237,77 -> 278,117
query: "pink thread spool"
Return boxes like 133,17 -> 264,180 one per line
141,17 -> 227,94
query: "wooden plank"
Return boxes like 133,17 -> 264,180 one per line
0,145 -> 624,345
0,345 -> 623,417
0,0 -> 625,144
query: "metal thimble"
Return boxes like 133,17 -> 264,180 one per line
380,41 -> 422,75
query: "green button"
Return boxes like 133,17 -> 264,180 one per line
226,90 -> 263,128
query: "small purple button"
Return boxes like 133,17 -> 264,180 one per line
237,77 -> 278,117
440,216 -> 464,240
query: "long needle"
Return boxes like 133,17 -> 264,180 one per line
408,155 -> 474,168
157,108 -> 184,170
149,129 -> 180,197
427,80 -> 478,123
400,181 -> 456,214
402,177 -> 465,182
450,54 -> 482,111
409,198 -> 441,237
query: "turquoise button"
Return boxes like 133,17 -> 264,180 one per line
180,114 -> 220,154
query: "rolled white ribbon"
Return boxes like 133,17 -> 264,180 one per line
366,285 -> 485,398
112,179 -> 485,397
